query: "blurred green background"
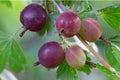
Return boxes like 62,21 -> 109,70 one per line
0,0 -> 120,80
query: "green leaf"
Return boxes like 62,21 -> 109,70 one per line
0,0 -> 13,8
0,42 -> 11,72
0,31 -> 11,72
99,4 -> 120,30
108,33 -> 120,47
78,64 -> 91,74
109,34 -> 120,42
56,0 -> 74,7
85,52 -> 91,61
57,61 -> 78,80
77,0 -> 92,14
112,45 -> 120,65
96,64 -> 119,80
0,31 -> 26,73
9,38 -> 26,72
111,42 -> 120,48
79,12 -> 97,20
104,44 -> 120,71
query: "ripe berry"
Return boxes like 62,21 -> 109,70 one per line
20,3 -> 47,37
66,45 -> 86,69
56,11 -> 81,37
34,41 -> 65,68
79,18 -> 102,42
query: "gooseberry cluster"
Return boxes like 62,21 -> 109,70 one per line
20,3 -> 102,69
56,11 -> 102,42
34,41 -> 86,69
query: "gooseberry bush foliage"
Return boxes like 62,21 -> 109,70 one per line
0,0 -> 120,80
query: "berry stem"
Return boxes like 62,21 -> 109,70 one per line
99,36 -> 111,43
76,34 -> 120,78
19,28 -> 27,37
52,0 -> 64,14
60,35 -> 70,47
33,61 -> 40,66
85,61 -> 96,68
45,0 -> 52,13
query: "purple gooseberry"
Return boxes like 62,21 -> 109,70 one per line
20,3 -> 47,37
56,11 -> 81,37
34,41 -> 65,68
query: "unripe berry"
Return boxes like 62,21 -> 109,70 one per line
36,41 -> 65,68
20,3 -> 47,37
66,45 -> 86,69
56,11 -> 81,37
79,18 -> 102,42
